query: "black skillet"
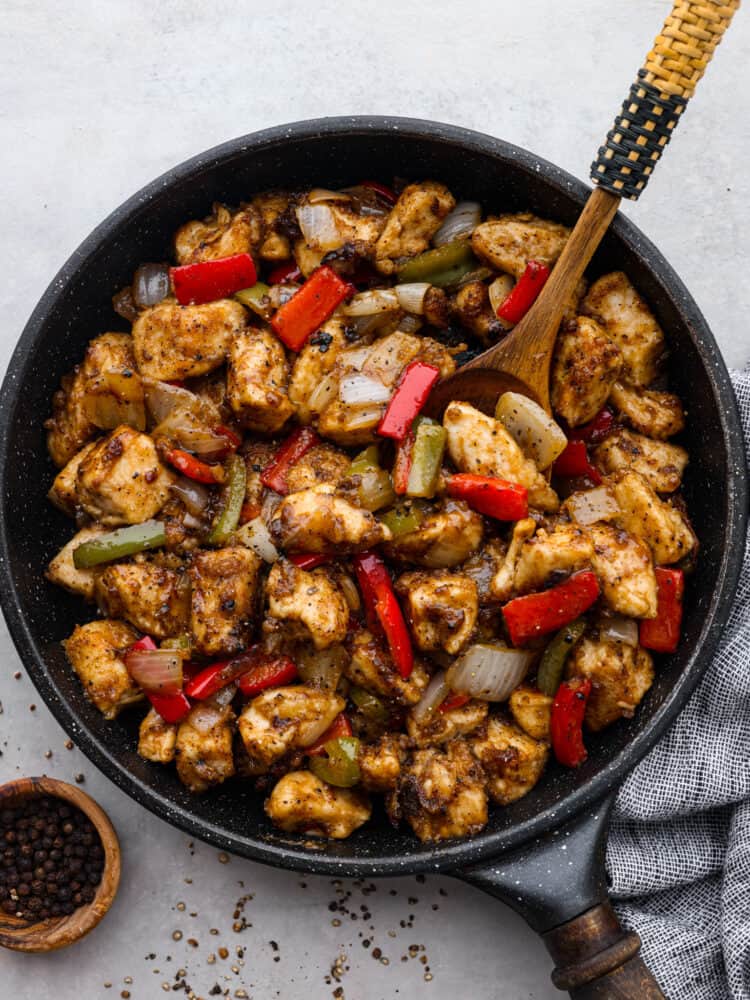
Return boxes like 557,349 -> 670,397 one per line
0,117 -> 746,996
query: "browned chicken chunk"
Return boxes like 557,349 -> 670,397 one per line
385,499 -> 484,569
490,518 -> 537,602
450,281 -> 504,342
238,686 -> 344,768
609,381 -> 686,439
48,442 -> 98,516
358,734 -> 408,793
175,700 -> 236,793
406,699 -> 488,749
513,524 -> 594,595
594,428 -> 688,493
265,560 -> 349,651
270,484 -> 390,554
567,635 -> 654,731
471,213 -> 570,278
95,560 -> 190,639
288,317 -> 349,425
284,443 -> 351,494
189,547 -> 261,657
138,708 -> 177,763
469,716 -> 548,805
396,570 -> 478,654
345,630 -> 430,706
610,471 -> 697,565
174,203 -> 261,264
588,523 -> 657,619
227,327 -> 295,432
250,191 -> 292,261
46,526 -> 107,600
63,619 -> 143,720
265,771 -> 371,839
551,317 -> 622,427
374,181 -> 455,274
508,686 -> 552,742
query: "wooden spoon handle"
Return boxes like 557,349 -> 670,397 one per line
591,0 -> 739,200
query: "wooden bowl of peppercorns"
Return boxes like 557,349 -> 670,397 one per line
0,776 -> 120,952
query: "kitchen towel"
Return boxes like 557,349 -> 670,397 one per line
608,369 -> 750,999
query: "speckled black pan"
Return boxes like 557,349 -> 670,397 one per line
0,118 -> 746,957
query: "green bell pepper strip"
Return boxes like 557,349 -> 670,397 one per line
73,520 -> 166,569
397,239 -> 476,288
406,418 -> 446,498
349,686 -> 389,724
160,634 -> 193,657
309,736 -> 361,788
348,446 -> 396,512
235,282 -> 271,317
348,445 -> 381,475
378,502 -> 426,539
207,453 -> 247,545
536,618 -> 587,696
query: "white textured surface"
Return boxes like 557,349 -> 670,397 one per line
0,2 -> 748,997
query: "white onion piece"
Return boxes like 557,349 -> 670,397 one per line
433,202 -> 482,247
601,616 -> 639,647
132,263 -> 170,308
446,643 -> 533,702
296,644 -> 348,689
395,282 -> 430,314
566,485 -> 620,526
144,379 -> 198,425
495,391 -> 568,470
337,404 -> 384,432
307,188 -> 351,204
343,289 -> 399,317
338,346 -> 371,373
337,573 -> 361,611
234,516 -> 279,562
170,477 -> 211,516
339,374 -> 391,406
296,204 -> 342,251
153,408 -> 229,455
307,372 -> 339,416
397,314 -> 423,334
261,489 -> 283,524
268,283 -> 300,309
412,670 -> 450,722
212,682 -> 238,707
488,274 -> 515,316
125,649 -> 182,694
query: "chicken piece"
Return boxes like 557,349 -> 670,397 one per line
358,734 -> 408,793
95,561 -> 190,639
610,471 -> 697,565
76,425 -> 173,526
581,272 -> 665,386
284,443 -> 351,494
443,401 -> 559,512
594,428 -> 688,493
174,203 -> 262,264
469,716 -> 548,805
450,281 -> 505,343
63,619 -> 143,720
132,299 -> 246,381
471,213 -> 570,279
551,317 -> 623,427
175,700 -> 236,793
288,316 -> 349,425
46,526 -> 107,600
461,539 -> 509,604
47,442 -> 98,516
326,199 -> 388,254
46,333 -> 140,468
609,381 -> 685,440
270,484 -> 390,554
238,686 -> 344,768
489,518 -> 537,602
251,191 -> 292,261
293,238 -> 326,278
395,570 -> 478,655
345,630 -> 430,706
406,699 -> 488,748
265,560 -> 349,651
384,499 -> 484,569
391,741 -> 488,842
508,685 -> 552,742
138,708 -> 177,763
227,327 -> 294,432
567,635 -> 654,731
189,547 -> 261,657
588,523 -> 657,619
374,181 -> 455,274
265,771 -> 371,839
423,286 -> 450,329
513,524 -> 595,595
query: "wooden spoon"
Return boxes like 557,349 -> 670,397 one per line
427,0 -> 738,418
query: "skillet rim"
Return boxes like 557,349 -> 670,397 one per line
0,116 -> 746,876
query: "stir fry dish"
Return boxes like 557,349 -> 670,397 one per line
44,180 -> 697,842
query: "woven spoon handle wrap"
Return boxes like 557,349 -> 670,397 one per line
591,0 -> 740,200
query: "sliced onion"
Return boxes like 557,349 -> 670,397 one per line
412,670 -> 450,722
125,648 -> 183,695
212,682 -> 238,707
234,516 -> 279,562
337,573 -> 361,611
395,283 -> 430,315
601,616 -> 639,647
308,372 -> 339,416
446,643 -> 533,702
433,202 -> 482,247
488,274 -> 515,316
182,512 -> 204,530
268,283 -> 300,309
83,372 -> 146,432
397,314 -> 423,334
338,346 -> 372,373
495,391 -> 567,470
336,403 -> 384,432
308,188 -> 351,204
296,644 -> 348,689
296,204 -> 342,251
350,312 -> 402,338
343,289 -> 399,317
261,489 -> 283,524
112,285 -> 138,322
153,408 -> 229,456
170,477 -> 211,516
144,379 -> 201,425
339,374 -> 391,406
566,485 -> 620,526
133,263 -> 170,308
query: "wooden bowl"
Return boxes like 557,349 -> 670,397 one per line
0,776 -> 121,952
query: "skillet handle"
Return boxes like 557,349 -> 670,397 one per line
453,795 -> 665,998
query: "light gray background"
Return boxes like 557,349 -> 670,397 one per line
1,2 -> 748,997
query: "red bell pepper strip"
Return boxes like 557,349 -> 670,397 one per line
496,260 -> 550,324
171,253 -> 258,306
261,427 -> 320,494
268,261 -> 302,285
439,692 -> 471,713
353,551 -> 414,678
307,713 -> 353,756
639,568 -> 685,653
214,425 -> 242,451
446,474 -> 529,521
377,362 -> 441,441
126,637 -> 191,724
552,441 -> 602,485
360,180 -> 397,204
502,571 -> 601,647
271,266 -> 351,351
237,656 -> 298,698
288,553 -> 332,570
569,407 -> 615,445
184,657 -> 240,700
165,448 -> 225,484
550,677 -> 592,767
392,431 -> 415,496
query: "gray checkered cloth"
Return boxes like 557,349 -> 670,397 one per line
607,369 -> 750,999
